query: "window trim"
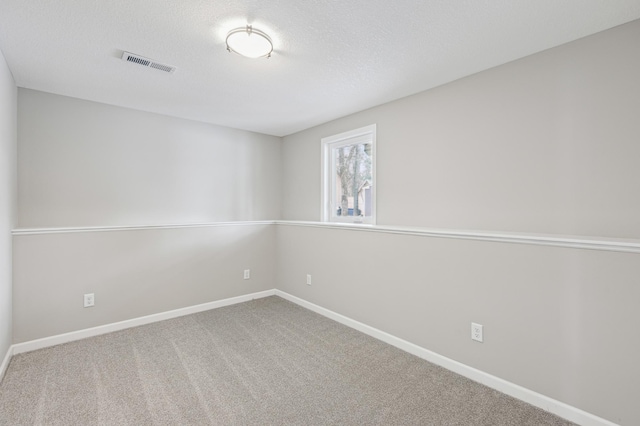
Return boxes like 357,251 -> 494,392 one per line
321,124 -> 376,224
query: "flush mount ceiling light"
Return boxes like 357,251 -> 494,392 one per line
225,25 -> 273,59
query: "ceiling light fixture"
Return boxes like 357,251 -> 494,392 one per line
225,25 -> 273,59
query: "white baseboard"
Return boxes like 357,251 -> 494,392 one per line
12,290 -> 276,355
275,290 -> 617,426
0,344 -> 13,382
5,288 -> 617,426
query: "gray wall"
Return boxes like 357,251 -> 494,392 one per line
13,91 -> 281,342
282,20 -> 640,240
13,224 -> 276,343
0,49 -> 16,366
276,225 -> 640,425
18,89 -> 282,228
278,20 -> 640,425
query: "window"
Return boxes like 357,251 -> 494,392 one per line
322,124 -> 376,224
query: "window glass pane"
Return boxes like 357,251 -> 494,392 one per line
332,142 -> 372,220
322,124 -> 375,224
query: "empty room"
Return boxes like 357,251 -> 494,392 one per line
1,1 -> 639,425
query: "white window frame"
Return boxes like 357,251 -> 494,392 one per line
321,124 -> 376,224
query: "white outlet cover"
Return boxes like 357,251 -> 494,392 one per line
84,293 -> 95,308
306,274 -> 312,285
243,269 -> 250,280
471,322 -> 483,342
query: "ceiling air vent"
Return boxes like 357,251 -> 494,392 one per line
121,52 -> 176,73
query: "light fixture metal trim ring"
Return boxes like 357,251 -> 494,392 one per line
225,25 -> 273,59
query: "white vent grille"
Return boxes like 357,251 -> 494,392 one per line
121,52 -> 176,73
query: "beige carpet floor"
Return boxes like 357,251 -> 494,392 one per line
0,296 -> 575,425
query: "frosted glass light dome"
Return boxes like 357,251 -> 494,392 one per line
226,25 -> 273,59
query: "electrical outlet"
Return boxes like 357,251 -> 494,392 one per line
243,269 -> 251,280
471,322 -> 483,342
84,293 -> 95,308
306,274 -> 312,286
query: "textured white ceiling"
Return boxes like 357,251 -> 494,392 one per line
0,1 -> 639,136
